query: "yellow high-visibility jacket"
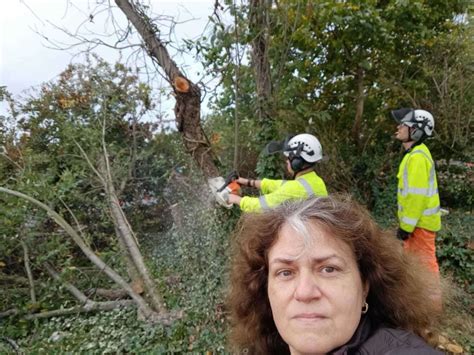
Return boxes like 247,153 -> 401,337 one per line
397,143 -> 441,233
239,171 -> 328,212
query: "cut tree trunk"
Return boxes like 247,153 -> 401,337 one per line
114,0 -> 219,178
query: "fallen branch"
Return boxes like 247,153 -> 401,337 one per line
0,336 -> 21,353
44,263 -> 91,304
85,287 -> 130,300
0,187 -> 162,321
0,309 -> 19,318
23,300 -> 135,320
21,240 -> 37,304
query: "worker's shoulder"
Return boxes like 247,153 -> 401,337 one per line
297,171 -> 325,182
411,144 -> 433,156
408,145 -> 434,163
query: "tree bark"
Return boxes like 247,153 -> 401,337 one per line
250,0 -> 273,122
114,0 -> 219,177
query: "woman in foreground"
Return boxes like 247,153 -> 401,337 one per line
228,195 -> 442,354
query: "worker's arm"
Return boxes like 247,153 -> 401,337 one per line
228,194 -> 242,205
236,177 -> 261,189
226,178 -> 266,207
239,180 -> 303,212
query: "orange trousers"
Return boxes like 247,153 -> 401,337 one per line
404,228 -> 442,309
403,227 -> 440,275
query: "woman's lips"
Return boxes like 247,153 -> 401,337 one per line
292,313 -> 326,320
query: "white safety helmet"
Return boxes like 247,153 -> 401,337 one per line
283,133 -> 323,163
391,108 -> 435,142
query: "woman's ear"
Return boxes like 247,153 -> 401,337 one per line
363,281 -> 370,299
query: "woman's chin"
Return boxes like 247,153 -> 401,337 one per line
285,332 -> 337,355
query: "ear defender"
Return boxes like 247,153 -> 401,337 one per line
289,143 -> 306,172
410,128 -> 424,142
290,156 -> 305,171
409,118 -> 428,142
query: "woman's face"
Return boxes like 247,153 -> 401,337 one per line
267,222 -> 368,355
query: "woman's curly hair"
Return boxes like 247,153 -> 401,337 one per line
227,194 -> 441,354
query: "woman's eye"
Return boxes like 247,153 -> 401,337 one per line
276,270 -> 293,278
322,266 -> 336,273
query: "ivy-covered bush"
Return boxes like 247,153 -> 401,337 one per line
437,160 -> 474,211
437,210 -> 474,290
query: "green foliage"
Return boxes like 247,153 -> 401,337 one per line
0,55 -> 171,327
199,0 -> 472,205
437,210 -> 474,288
0,307 -> 225,353
437,160 -> 474,210
1,174 -> 235,353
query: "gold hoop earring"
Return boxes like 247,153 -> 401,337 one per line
362,302 -> 369,314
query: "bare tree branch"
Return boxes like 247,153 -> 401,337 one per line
0,187 -> 163,321
23,300 -> 135,320
20,240 -> 37,304
85,287 -> 130,300
44,263 -> 90,304
95,113 -> 169,313
0,309 -> 19,318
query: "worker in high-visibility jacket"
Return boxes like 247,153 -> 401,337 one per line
391,108 -> 442,282
227,133 -> 328,212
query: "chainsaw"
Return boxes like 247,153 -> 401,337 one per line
208,170 -> 241,208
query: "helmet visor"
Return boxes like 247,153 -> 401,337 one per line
264,140 -> 285,155
391,108 -> 414,124
264,135 -> 294,155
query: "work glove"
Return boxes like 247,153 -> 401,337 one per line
396,228 -> 410,241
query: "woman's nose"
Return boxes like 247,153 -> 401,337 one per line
294,272 -> 322,302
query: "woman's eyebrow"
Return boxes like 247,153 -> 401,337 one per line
269,254 -> 345,266
269,257 -> 296,266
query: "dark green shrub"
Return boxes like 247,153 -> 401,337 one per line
437,210 -> 474,289
437,160 -> 474,211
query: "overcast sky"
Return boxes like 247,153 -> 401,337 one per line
0,0 -> 226,117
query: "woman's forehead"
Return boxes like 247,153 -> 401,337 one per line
269,221 -> 355,261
